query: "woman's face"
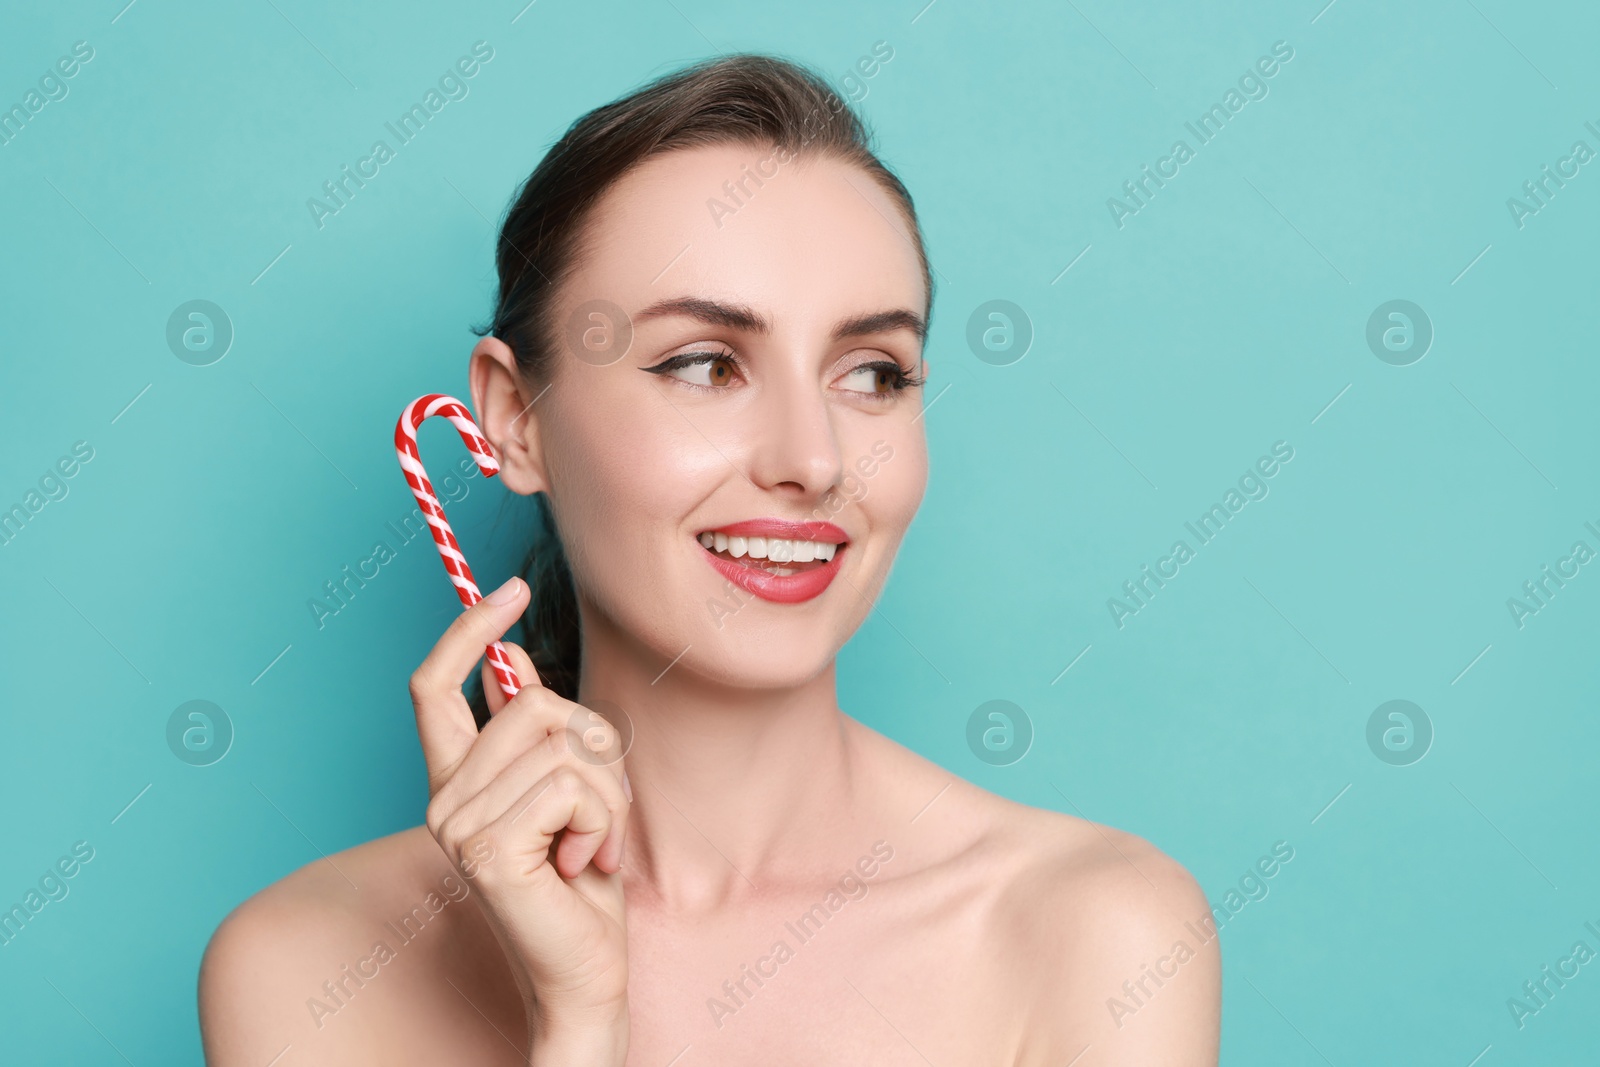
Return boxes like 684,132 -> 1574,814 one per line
505,142 -> 929,691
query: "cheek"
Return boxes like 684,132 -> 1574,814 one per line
862,429 -> 928,543
541,384 -> 727,593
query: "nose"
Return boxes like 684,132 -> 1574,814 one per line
743,364 -> 843,499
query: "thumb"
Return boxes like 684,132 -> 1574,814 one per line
482,638 -> 543,717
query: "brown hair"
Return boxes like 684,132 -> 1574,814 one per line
468,53 -> 933,723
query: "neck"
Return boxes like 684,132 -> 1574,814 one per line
576,612 -> 860,910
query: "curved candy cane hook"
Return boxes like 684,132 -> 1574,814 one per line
394,394 -> 523,702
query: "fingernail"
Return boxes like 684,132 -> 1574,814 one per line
486,577 -> 521,605
622,771 -> 633,803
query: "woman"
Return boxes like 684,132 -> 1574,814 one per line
199,54 -> 1220,1065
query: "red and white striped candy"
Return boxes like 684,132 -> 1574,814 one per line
395,393 -> 522,701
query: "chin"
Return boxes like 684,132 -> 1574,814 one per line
681,523 -> 878,689
679,640 -> 842,692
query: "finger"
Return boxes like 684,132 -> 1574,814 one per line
461,767 -> 615,882
434,729 -> 629,875
559,710 -> 631,870
410,577 -> 530,778
437,682 -> 627,813
521,769 -> 615,880
483,638 -> 540,718
430,679 -> 567,817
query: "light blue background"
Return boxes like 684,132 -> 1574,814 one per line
2,0 -> 1597,1062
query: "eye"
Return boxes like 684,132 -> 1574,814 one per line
836,360 -> 924,397
642,349 -> 741,389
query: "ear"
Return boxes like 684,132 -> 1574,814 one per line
468,336 -> 549,495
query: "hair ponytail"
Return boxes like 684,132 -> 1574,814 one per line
466,493 -> 579,727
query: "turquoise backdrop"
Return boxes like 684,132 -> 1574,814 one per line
2,0 -> 1597,1062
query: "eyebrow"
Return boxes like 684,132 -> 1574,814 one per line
633,296 -> 926,343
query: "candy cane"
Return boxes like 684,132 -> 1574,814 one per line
394,394 -> 522,701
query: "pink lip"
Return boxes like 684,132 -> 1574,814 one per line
702,518 -> 848,543
696,518 -> 849,604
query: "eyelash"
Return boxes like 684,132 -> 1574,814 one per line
643,347 -> 927,397
641,348 -> 739,387
856,359 -> 928,394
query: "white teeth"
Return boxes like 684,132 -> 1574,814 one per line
698,531 -> 843,564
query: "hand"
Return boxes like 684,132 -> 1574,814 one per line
409,576 -> 630,1064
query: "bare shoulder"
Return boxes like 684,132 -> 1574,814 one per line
845,719 -> 1221,1065
971,793 -> 1220,1065
199,825 -> 521,1066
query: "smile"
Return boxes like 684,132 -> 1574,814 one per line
695,519 -> 848,604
